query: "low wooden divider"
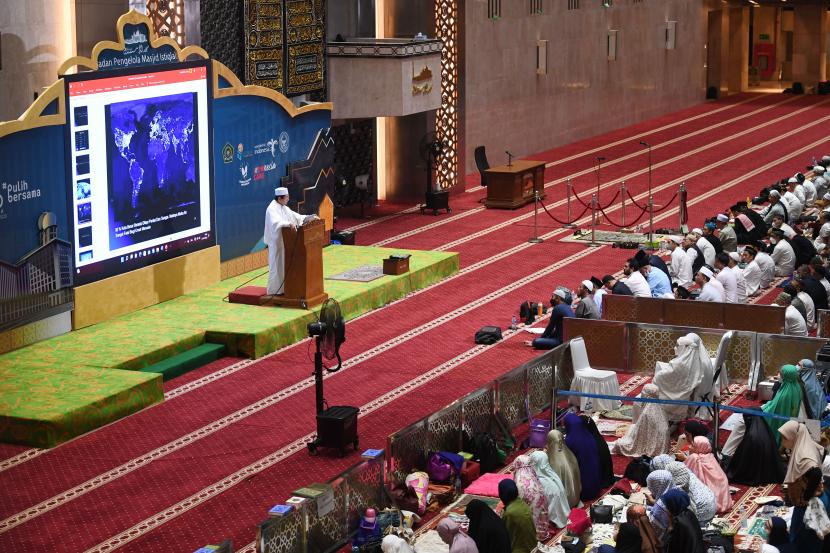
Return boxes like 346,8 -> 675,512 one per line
603,294 -> 785,334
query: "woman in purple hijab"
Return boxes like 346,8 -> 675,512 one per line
563,412 -> 602,500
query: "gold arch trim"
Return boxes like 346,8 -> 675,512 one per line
0,80 -> 66,139
58,10 -> 208,75
211,61 -> 332,117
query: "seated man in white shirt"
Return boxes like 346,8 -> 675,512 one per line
713,253 -> 739,303
777,291 -> 808,336
755,250 -> 776,287
769,228 -> 796,276
665,235 -> 693,288
695,265 -> 726,302
770,213 -> 797,240
727,252 -> 748,303
741,246 -> 765,297
803,175 -> 817,207
691,227 -> 716,266
789,280 -> 816,329
621,258 -> 652,298
815,212 -> 830,253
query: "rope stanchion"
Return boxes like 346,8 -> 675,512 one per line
597,202 -> 649,228
651,191 -> 680,213
573,191 -> 592,209
621,181 -> 627,227
598,189 -> 620,211
539,198 -> 590,226
626,189 -> 650,211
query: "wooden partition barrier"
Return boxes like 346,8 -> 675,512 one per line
603,294 -> 785,334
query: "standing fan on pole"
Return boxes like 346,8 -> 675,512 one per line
419,132 -> 452,215
306,298 -> 359,456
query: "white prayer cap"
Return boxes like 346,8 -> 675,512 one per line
553,289 -> 568,300
823,155 -> 830,163
769,189 -> 781,198
669,235 -> 683,245
814,166 -> 826,174
788,177 -> 798,184
697,265 -> 714,279
824,193 -> 830,201
729,252 -> 741,263
581,280 -> 594,292
691,227 -> 703,236
275,187 -> 289,196
716,214 -> 729,223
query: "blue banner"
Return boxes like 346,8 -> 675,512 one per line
211,94 -> 330,261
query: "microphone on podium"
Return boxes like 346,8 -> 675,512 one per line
506,150 -> 515,167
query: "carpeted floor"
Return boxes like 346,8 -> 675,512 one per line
0,92 -> 828,552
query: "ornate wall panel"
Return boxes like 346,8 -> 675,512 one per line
527,354 -> 554,416
200,0 -> 245,79
305,479 -> 347,553
146,0 -> 185,45
434,0 -> 460,189
725,333 -> 754,382
284,0 -> 326,96
462,387 -> 494,437
663,300 -> 723,330
387,422 -> 428,485
496,367 -> 526,428
603,295 -> 638,323
245,0 -> 285,90
760,335 -> 827,381
259,506 -> 305,553
629,327 -> 686,374
427,401 -> 463,453
819,310 -> 830,338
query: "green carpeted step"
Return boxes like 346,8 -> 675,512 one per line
140,343 -> 226,381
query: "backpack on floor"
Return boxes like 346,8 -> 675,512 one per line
474,326 -> 502,345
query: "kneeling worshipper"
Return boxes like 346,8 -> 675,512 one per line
652,334 -> 712,421
684,436 -> 733,513
582,415 -> 616,488
661,489 -> 707,553
382,535 -> 415,553
465,500 -> 511,553
666,461 -> 717,526
645,471 -> 675,544
799,359 -> 828,419
545,430 -> 582,507
626,505 -> 661,553
437,519 -> 479,553
763,364 -> 808,444
762,517 -> 798,553
612,384 -> 671,458
788,467 -> 830,552
779,420 -> 825,489
528,451 -> 570,529
596,522 -> 643,553
725,413 -> 786,486
511,455 -> 550,540
498,479 -> 538,553
645,469 -> 673,509
563,413 -> 602,501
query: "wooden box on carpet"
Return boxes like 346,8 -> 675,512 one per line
383,256 -> 410,275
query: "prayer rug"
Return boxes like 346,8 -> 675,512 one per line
325,264 -> 385,282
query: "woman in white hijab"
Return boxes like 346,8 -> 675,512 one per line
653,334 -> 710,421
612,384 -> 672,458
545,429 -> 582,507
529,450 -> 571,528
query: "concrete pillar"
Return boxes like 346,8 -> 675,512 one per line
707,8 -> 728,94
727,6 -> 749,94
792,4 -> 827,88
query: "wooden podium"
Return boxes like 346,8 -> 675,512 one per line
484,160 -> 546,209
264,218 -> 329,309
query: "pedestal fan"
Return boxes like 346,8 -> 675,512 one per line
418,131 -> 452,215
306,298 -> 359,456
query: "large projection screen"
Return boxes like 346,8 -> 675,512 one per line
64,60 -> 215,285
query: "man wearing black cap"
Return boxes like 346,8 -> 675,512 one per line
602,274 -> 632,296
621,257 -> 651,297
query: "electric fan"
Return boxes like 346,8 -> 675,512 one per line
418,131 -> 452,215
306,298 -> 359,456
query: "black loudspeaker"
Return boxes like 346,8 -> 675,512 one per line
422,190 -> 451,215
706,86 -> 719,100
792,82 -> 805,94
316,406 -> 359,456
331,229 -> 356,245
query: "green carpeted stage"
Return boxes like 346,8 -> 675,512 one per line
0,245 -> 459,448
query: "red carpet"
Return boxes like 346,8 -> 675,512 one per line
1,93 -> 829,552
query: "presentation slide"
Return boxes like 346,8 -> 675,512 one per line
65,61 -> 214,285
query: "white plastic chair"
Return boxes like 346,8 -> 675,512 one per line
568,337 -> 622,412
710,331 -> 733,399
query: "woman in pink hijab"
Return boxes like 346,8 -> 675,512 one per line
684,436 -> 733,513
512,454 -> 551,541
437,518 -> 479,553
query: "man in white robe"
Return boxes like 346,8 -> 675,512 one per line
714,253 -> 738,303
666,236 -> 693,288
263,187 -> 315,295
695,265 -> 725,302
769,229 -> 796,276
741,246 -> 765,297
692,228 -> 716,266
755,250 -> 776,287
622,258 -> 652,297
777,292 -> 808,336
727,252 -> 748,303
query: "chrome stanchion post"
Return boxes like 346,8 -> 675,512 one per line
713,401 -> 721,458
648,194 -> 655,249
564,178 -> 576,229
529,190 -> 543,244
589,193 -> 599,247
620,181 -> 627,228
679,181 -> 688,234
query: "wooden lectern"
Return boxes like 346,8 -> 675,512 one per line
263,218 -> 329,309
484,160 -> 546,209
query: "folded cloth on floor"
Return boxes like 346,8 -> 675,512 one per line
463,472 -> 514,497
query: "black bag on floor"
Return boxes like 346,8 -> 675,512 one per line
474,326 -> 502,345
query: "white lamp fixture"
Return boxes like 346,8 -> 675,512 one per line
537,40 -> 548,75
666,21 -> 677,50
607,30 -> 619,61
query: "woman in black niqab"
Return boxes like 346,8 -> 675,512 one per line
464,499 -> 511,553
580,414 -> 615,488
726,413 -> 786,486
